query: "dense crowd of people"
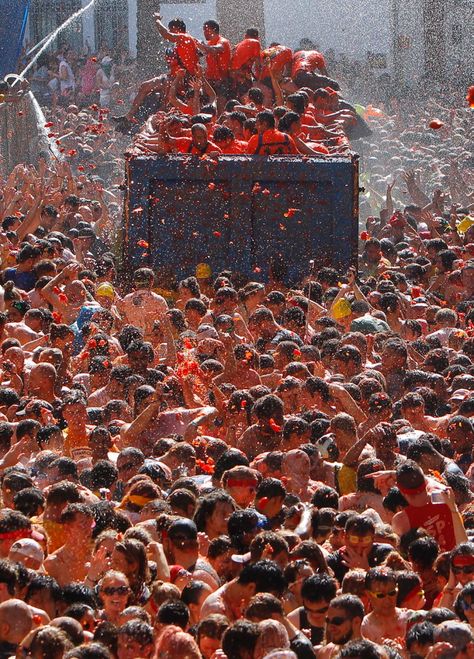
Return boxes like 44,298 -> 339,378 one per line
0,8 -> 473,659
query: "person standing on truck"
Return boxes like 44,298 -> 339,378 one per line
246,110 -> 298,155
113,16 -> 198,133
197,20 -> 232,111
154,15 -> 200,78
229,28 -> 261,98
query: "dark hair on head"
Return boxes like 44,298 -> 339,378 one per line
193,490 -> 235,532
237,560 -> 286,597
13,487 -> 45,517
454,582 -> 474,622
65,642 -> 112,658
204,19 -> 219,32
406,621 -> 435,651
196,613 -> 229,642
329,594 -> 365,620
256,110 -> 275,129
207,535 -> 232,559
311,485 -> 339,510
213,449 -> 249,482
245,27 -> 259,38
365,566 -> 396,590
396,570 -> 422,607
278,111 -> 300,133
425,607 -> 458,624
408,535 -> 439,570
61,582 -> 97,609
301,573 -> 337,603
382,485 -> 407,513
157,598 -> 190,629
168,17 -> 186,32
222,620 -> 259,659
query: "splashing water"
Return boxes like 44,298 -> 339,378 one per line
28,91 -> 62,160
16,0 -> 96,83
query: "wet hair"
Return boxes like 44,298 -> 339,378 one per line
301,573 -> 337,603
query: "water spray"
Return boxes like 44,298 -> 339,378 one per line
16,0 -> 96,84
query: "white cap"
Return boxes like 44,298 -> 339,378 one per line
101,56 -> 112,65
10,539 -> 44,563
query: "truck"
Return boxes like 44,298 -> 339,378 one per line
122,153 -> 359,287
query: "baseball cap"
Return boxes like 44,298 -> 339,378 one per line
196,263 -> 212,279
10,538 -> 44,564
96,282 -> 114,299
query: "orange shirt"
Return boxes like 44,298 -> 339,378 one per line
206,35 -> 232,81
260,45 -> 293,79
175,33 -> 199,75
218,139 -> 248,154
174,137 -> 222,155
230,38 -> 261,71
291,50 -> 326,77
247,129 -> 298,155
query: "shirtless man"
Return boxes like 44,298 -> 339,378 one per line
43,503 -> 94,586
361,567 -> 409,643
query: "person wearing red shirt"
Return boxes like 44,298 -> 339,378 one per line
212,126 -> 247,154
392,461 -> 467,553
113,16 -> 198,132
246,110 -> 298,155
154,14 -> 199,77
197,21 -> 231,108
278,111 -> 330,156
172,123 -> 221,155
259,43 -> 293,88
291,50 -> 340,93
230,28 -> 261,97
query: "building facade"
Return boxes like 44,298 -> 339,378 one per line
25,0 -> 472,84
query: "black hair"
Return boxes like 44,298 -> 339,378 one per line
157,599 -> 190,629
301,573 -> 337,603
237,559 -> 286,597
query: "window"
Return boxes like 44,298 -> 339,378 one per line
30,0 -> 83,51
94,0 -> 128,53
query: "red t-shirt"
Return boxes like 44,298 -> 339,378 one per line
291,50 -> 326,77
173,137 -> 221,155
404,503 -> 457,552
175,33 -> 199,76
217,139 -> 248,154
247,129 -> 298,155
230,39 -> 261,71
259,45 -> 293,79
206,35 -> 232,81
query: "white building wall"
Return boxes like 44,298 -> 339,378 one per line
156,0 -> 392,56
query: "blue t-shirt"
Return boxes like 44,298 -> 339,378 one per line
3,268 -> 36,292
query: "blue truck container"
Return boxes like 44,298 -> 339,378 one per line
122,153 -> 359,286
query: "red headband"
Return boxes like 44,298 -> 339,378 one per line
0,529 -> 32,542
453,555 -> 474,568
398,481 -> 426,496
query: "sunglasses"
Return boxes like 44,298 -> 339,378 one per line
325,616 -> 348,626
368,588 -> 398,599
348,535 -> 372,546
101,585 -> 130,596
461,601 -> 474,611
453,565 -> 474,575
